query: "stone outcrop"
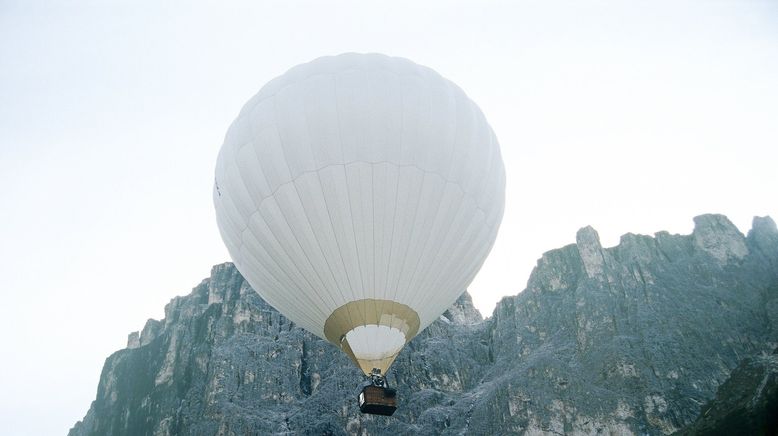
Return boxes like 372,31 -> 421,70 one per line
675,348 -> 778,436
70,214 -> 778,435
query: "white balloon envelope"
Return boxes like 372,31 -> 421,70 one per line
214,53 -> 505,376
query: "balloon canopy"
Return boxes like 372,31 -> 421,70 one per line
214,53 -> 505,376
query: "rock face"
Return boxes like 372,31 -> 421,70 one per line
70,214 -> 778,436
675,348 -> 778,436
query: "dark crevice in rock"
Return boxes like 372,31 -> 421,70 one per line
299,340 -> 312,396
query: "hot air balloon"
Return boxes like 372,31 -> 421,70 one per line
213,53 -> 505,415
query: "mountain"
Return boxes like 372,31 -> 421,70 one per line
69,214 -> 778,435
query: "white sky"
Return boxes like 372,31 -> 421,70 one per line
1,1 -> 776,435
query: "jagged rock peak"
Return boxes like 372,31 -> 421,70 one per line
206,262 -> 244,304
442,291 -> 482,325
751,215 -> 777,235
575,225 -> 606,278
126,319 -> 162,349
140,319 -> 162,347
126,331 -> 140,349
748,216 -> 778,261
751,216 -> 778,235
692,213 -> 749,263
529,214 -> 768,290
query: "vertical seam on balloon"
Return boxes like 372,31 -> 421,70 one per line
217,164 -> 247,248
453,100 -> 478,208
477,115 -> 497,212
441,233 -> 489,304
360,68 -> 380,326
409,182 -> 464,312
477,132 -> 495,220
238,211 -> 324,329
298,74 -> 360,314
343,162 -> 371,324
361,68 -> 380,326
381,69 -> 407,344
366,164 -> 381,325
401,73 -> 457,304
218,143 -> 247,247
394,69 -> 431,301
444,79 -> 460,190
410,196 -> 478,321
394,170 -> 428,306
369,164 -> 387,330
242,138 -> 303,312
269,95 -> 344,313
238,236 -> 325,329
485,134 -> 505,226
381,111 -> 403,311
403,176 -> 454,310
233,142 -> 263,215
249,201 -> 334,325
434,233 -> 493,325
415,208 -> 488,321
337,128 -> 365,309
419,211 -> 486,315
311,165 -> 359,314
487,131 -> 503,210
330,72 -> 361,331
287,143 -> 355,317
284,176 -> 343,314
331,72 -> 347,174
394,72 -> 433,306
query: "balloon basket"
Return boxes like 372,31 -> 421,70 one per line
358,385 -> 398,416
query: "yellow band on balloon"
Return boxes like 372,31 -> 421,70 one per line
323,299 -> 420,375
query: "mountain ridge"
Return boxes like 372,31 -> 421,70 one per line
70,214 -> 778,435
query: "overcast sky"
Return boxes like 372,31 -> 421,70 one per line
1,1 -> 777,435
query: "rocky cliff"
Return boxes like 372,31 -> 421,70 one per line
674,347 -> 778,436
70,214 -> 778,435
